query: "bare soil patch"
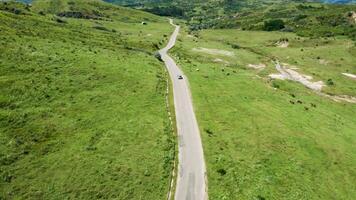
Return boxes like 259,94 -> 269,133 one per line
248,63 -> 266,70
319,59 -> 329,65
342,73 -> 356,80
213,58 -> 229,64
269,63 -> 324,91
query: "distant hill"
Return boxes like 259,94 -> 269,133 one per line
12,0 -> 32,3
322,0 -> 355,3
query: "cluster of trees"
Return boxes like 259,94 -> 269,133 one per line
143,6 -> 184,17
263,19 -> 286,31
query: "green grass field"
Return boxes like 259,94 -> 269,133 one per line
0,1 -> 175,199
2,0 -> 356,199
172,27 -> 356,199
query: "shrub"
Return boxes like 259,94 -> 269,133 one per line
217,168 -> 226,176
263,19 -> 285,31
93,26 -> 110,32
231,44 -> 240,49
272,81 -> 280,89
257,195 -> 266,200
55,17 -> 67,24
154,52 -> 162,61
327,79 -> 334,86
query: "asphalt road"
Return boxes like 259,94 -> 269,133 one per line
159,19 -> 207,200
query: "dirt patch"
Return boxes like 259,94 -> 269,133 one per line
269,63 -> 324,91
331,95 -> 356,103
319,59 -> 329,65
320,93 -> 356,104
342,73 -> 356,80
248,63 -> 266,70
192,47 -> 234,57
213,58 -> 229,64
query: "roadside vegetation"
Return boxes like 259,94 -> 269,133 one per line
171,27 -> 356,199
0,1 -> 174,199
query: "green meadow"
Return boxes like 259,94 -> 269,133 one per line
0,1 -> 174,199
172,28 -> 356,199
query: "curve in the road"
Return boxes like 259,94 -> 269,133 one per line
159,19 -> 208,200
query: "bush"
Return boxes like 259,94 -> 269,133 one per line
231,44 -> 240,49
217,168 -> 227,176
93,26 -> 110,32
154,52 -> 162,61
272,81 -> 280,89
263,19 -> 285,31
327,79 -> 334,86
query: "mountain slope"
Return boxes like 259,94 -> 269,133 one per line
0,1 -> 174,199
322,0 -> 355,4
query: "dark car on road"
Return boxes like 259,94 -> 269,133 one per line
178,75 -> 183,80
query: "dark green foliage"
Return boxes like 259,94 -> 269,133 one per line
263,19 -> 285,31
327,78 -> 335,85
143,6 -> 184,17
217,168 -> 226,176
57,11 -> 104,19
54,17 -> 67,23
92,25 -> 110,31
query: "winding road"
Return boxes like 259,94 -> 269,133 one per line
159,19 -> 208,200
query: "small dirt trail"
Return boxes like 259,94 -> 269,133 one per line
159,19 -> 208,200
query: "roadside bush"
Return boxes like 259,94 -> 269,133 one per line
217,168 -> 227,176
154,52 -> 162,61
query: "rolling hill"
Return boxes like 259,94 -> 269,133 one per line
0,0 -> 175,199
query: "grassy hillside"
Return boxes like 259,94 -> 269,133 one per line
0,1 -> 174,199
171,27 -> 356,199
212,3 -> 356,40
